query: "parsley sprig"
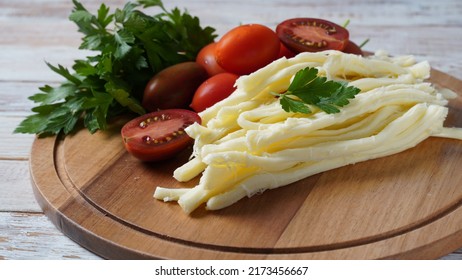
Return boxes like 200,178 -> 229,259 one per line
273,67 -> 361,114
15,0 -> 216,136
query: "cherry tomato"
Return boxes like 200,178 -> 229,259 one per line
196,43 -> 226,76
342,40 -> 363,55
215,24 -> 280,75
142,62 -> 208,111
276,18 -> 349,53
121,109 -> 201,162
277,42 -> 296,59
190,73 -> 239,112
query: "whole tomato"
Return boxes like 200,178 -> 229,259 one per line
142,62 -> 208,111
190,73 -> 239,112
215,24 -> 280,75
196,42 -> 226,77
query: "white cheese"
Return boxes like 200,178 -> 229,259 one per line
153,50 -> 462,214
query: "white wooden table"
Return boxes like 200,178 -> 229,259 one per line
1,0 -> 462,259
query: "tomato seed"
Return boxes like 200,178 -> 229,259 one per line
142,135 -> 152,144
139,121 -> 147,129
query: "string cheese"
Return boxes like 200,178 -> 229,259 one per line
154,50 -> 462,214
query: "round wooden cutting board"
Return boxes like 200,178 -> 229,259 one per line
30,68 -> 462,259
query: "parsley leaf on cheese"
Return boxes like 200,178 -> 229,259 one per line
274,67 -> 361,114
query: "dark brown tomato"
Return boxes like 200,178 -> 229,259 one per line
121,109 -> 201,162
276,18 -> 349,53
142,62 -> 208,111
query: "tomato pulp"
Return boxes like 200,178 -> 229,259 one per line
121,110 -> 201,161
276,18 -> 349,53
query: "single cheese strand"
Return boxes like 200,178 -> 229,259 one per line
153,188 -> 189,202
173,157 -> 206,182
323,52 -> 408,79
423,127 -> 462,140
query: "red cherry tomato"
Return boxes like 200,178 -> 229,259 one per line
121,109 -> 201,162
342,40 -> 363,55
196,43 -> 226,76
190,73 -> 239,112
215,24 -> 280,75
277,42 -> 296,59
276,18 -> 349,53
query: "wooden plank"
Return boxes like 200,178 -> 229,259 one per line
441,249 -> 462,260
0,46 -> 90,83
0,160 -> 41,212
0,116 -> 35,160
0,212 -> 101,260
0,81 -> 45,114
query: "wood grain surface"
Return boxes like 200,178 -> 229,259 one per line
2,0 -> 462,260
29,69 -> 462,259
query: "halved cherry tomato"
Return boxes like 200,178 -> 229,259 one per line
276,18 -> 349,53
196,43 -> 226,76
215,24 -> 280,75
190,73 -> 239,112
342,40 -> 363,55
142,62 -> 208,111
121,109 -> 201,162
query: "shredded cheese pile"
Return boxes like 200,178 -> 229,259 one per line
154,50 -> 462,214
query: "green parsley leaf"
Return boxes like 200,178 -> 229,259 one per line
15,0 -> 216,137
137,0 -> 164,9
279,95 -> 312,114
274,67 -> 361,114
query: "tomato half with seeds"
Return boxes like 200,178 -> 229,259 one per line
276,18 -> 349,53
121,109 -> 200,162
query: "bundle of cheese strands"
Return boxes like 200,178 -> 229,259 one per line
154,50 -> 462,214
